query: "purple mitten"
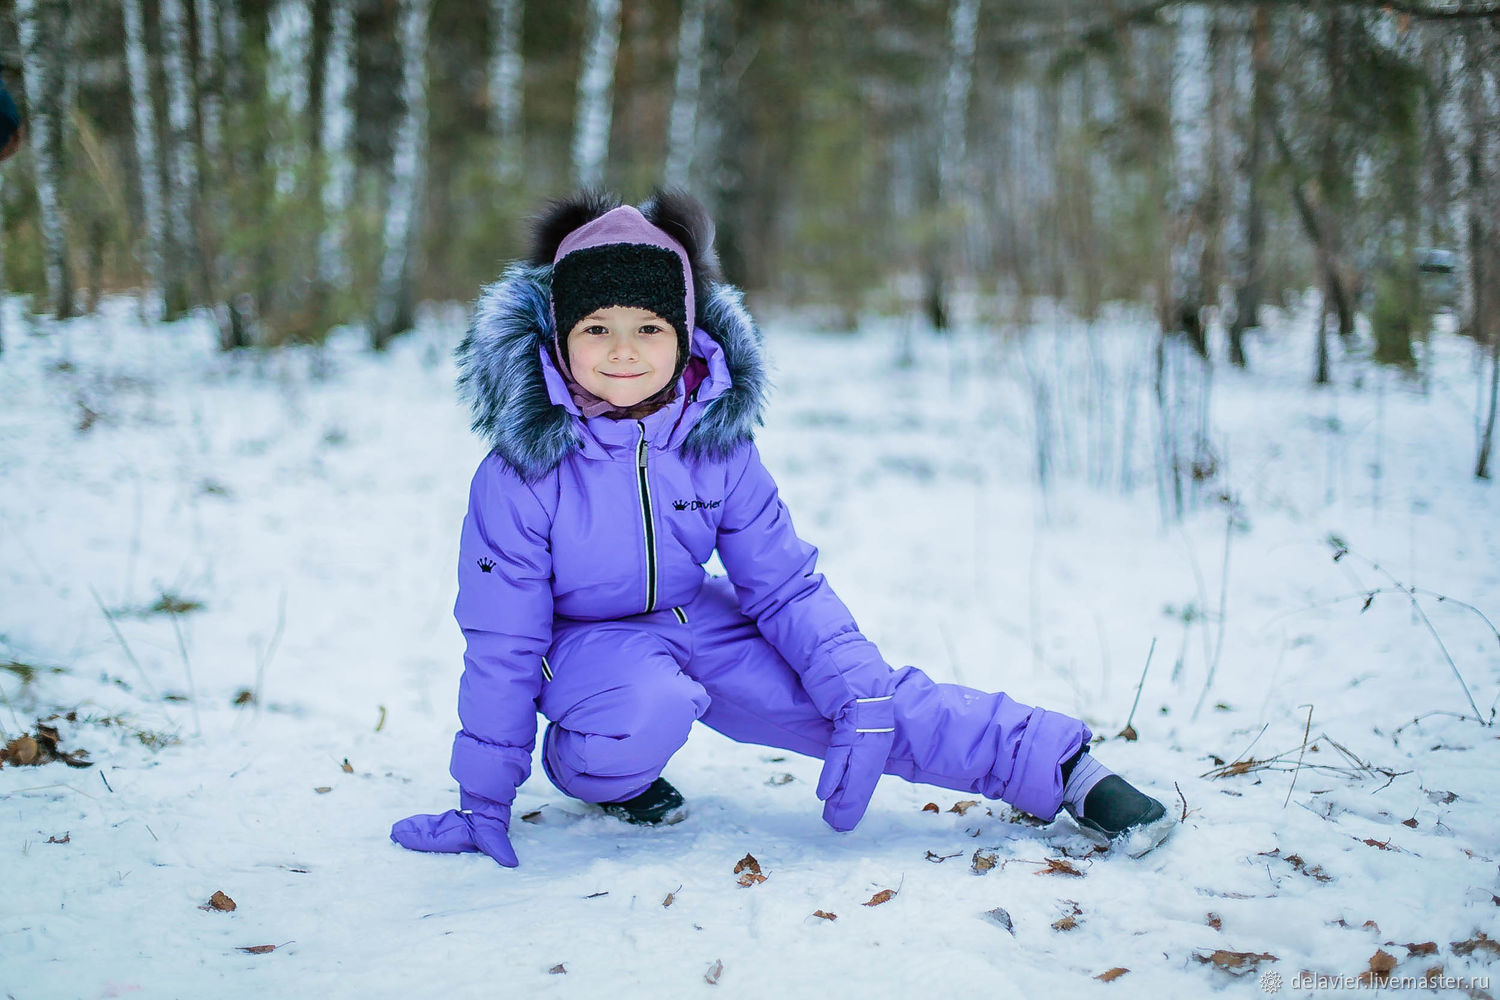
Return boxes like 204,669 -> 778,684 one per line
815,695 -> 896,832
389,792 -> 518,868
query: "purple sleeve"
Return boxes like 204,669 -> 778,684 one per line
448,453 -> 553,809
714,442 -> 893,719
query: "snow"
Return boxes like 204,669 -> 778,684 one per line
2,295 -> 1497,998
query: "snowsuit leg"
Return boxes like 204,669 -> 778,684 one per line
681,575 -> 1091,820
538,617 -> 709,804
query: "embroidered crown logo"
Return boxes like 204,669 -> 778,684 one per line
672,498 -> 722,511
477,557 -> 495,573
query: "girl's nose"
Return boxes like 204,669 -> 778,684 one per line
608,335 -> 637,359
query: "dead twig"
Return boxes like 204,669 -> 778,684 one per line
1327,540 -> 1491,726
1283,705 -> 1314,807
1119,637 -> 1157,740
167,608 -> 202,739
252,588 -> 287,714
89,584 -> 160,701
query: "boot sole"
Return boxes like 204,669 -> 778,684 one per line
599,802 -> 690,827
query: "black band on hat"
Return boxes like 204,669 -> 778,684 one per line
551,243 -> 689,352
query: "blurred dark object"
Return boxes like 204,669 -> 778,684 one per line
1416,247 -> 1460,312
0,76 -> 22,162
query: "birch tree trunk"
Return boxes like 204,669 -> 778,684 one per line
489,0 -> 524,183
1157,5 -> 1216,521
572,0 -> 620,190
1168,4 -> 1212,356
122,0 -> 166,321
1465,26 -> 1498,479
1229,5 -> 1270,367
926,0 -> 978,333
161,0 -> 204,317
318,0 -> 356,293
15,0 -> 74,319
268,0 -> 313,200
372,0 -> 432,350
665,0 -> 706,190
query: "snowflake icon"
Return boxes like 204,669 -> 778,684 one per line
1259,970 -> 1283,994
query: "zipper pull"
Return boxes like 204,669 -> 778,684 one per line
637,421 -> 648,468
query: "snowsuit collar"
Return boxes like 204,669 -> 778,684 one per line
456,262 -> 768,481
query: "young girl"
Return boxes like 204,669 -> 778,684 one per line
390,189 -> 1175,868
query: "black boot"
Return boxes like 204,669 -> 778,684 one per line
1061,751 -> 1173,857
600,777 -> 688,826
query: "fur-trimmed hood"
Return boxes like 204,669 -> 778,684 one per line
455,262 -> 769,483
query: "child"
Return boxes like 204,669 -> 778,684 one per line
390,189 -> 1175,867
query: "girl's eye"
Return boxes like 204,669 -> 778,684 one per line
586,325 -> 608,335
639,325 -> 662,335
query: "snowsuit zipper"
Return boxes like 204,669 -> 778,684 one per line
636,421 -> 658,613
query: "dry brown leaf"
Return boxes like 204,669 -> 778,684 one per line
921,802 -> 940,813
548,964 -> 566,975
1117,724 -> 1138,742
313,786 -> 332,794
862,889 -> 897,907
1221,758 -> 1260,776
663,890 -> 676,908
5,735 -> 38,765
1194,949 -> 1278,974
205,890 -> 237,912
1361,838 -> 1395,851
46,832 -> 70,844
1368,949 -> 1398,979
812,910 -> 837,921
1402,941 -> 1438,956
520,810 -> 543,824
1451,931 -> 1500,958
1052,915 -> 1078,931
705,959 -> 723,985
1261,849 -> 1333,883
1095,968 -> 1129,982
341,758 -> 354,774
733,853 -> 761,876
238,944 -> 278,954
1206,912 -> 1223,931
971,849 -> 998,874
948,800 -> 980,815
1036,857 -> 1084,877
736,872 -> 766,887
1401,818 -> 1418,828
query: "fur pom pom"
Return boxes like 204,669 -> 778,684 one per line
639,187 -> 723,317
527,188 -> 623,265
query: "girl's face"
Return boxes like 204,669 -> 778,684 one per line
564,306 -> 679,408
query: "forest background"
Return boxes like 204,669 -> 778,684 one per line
0,0 -> 1497,483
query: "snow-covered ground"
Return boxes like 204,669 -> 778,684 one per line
2,295 -> 1496,999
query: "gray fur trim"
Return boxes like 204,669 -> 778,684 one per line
455,262 -> 768,482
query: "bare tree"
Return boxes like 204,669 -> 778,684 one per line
490,0 -> 524,183
372,0 -> 432,349
1461,23 -> 1499,478
927,0 -> 979,333
121,0 -> 165,321
1228,4 -> 1270,367
161,0 -> 203,319
15,0 -> 73,319
1157,4 -> 1217,521
572,0 -> 620,190
665,0 -> 707,189
318,0 -> 356,299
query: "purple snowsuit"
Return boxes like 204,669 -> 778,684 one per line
414,259 -> 1093,852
